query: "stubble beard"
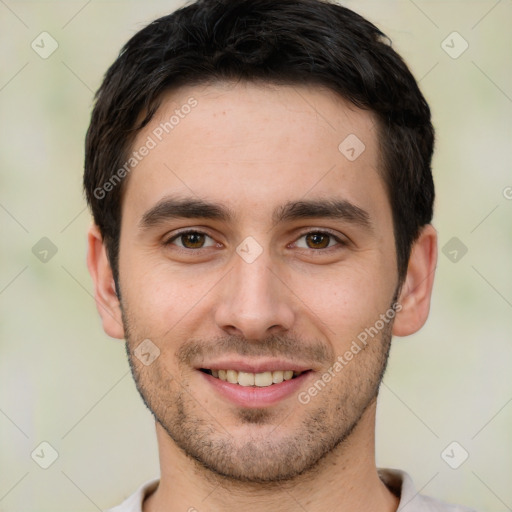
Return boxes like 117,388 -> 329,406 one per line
121,305 -> 395,484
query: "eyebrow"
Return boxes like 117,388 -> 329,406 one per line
272,199 -> 372,230
139,196 -> 235,229
138,196 -> 372,232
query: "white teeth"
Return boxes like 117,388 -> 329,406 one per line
255,371 -> 273,387
272,370 -> 284,384
238,371 -> 255,386
226,369 -> 238,384
209,369 -> 303,387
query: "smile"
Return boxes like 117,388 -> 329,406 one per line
201,369 -> 305,387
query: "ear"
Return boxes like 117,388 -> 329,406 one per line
392,224 -> 437,337
86,224 -> 125,339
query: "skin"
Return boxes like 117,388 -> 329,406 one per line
87,81 -> 437,511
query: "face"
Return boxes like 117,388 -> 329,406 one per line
116,81 -> 400,482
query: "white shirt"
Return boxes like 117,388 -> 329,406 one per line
105,468 -> 478,511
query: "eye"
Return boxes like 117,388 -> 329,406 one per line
165,230 -> 217,249
294,231 -> 345,250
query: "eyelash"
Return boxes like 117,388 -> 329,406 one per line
164,229 -> 348,252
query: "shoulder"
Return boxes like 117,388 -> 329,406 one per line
379,468 -> 479,512
104,478 -> 160,512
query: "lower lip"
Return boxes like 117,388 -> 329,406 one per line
200,371 -> 312,408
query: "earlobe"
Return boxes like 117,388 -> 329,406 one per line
392,224 -> 438,337
86,224 -> 125,339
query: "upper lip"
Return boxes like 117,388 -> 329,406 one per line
197,358 -> 313,374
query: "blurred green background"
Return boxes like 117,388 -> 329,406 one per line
1,1 -> 511,510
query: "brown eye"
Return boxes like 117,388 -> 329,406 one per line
166,231 -> 216,249
305,232 -> 330,249
181,232 -> 206,248
294,231 -> 344,250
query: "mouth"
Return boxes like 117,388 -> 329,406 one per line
200,368 -> 308,387
197,360 -> 315,408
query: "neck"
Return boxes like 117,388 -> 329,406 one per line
144,402 -> 398,512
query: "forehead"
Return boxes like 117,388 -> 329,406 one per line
122,81 -> 389,226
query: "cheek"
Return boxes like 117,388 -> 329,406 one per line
119,252 -> 220,331
295,264 -> 395,342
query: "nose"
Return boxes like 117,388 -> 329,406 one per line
214,250 -> 296,341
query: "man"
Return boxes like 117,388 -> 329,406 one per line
84,0 -> 476,510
